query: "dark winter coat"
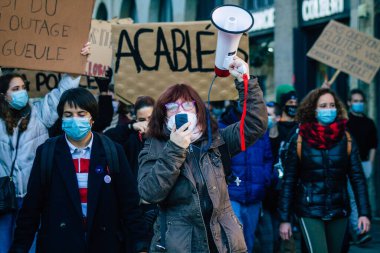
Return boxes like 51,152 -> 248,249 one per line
10,134 -> 148,253
138,78 -> 267,253
278,132 -> 371,222
219,108 -> 274,204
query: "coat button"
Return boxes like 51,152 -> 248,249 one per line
60,222 -> 66,228
192,189 -> 197,194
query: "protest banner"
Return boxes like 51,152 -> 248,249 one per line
0,0 -> 94,74
85,20 -> 113,77
16,69 -> 98,98
307,20 -> 380,84
111,21 -> 249,103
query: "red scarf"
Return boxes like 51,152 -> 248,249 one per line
299,119 -> 347,150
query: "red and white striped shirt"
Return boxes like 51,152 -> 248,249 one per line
65,134 -> 93,217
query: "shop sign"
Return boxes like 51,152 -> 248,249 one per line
250,7 -> 275,32
302,0 -> 344,22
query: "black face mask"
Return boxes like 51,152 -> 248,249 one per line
284,105 -> 297,117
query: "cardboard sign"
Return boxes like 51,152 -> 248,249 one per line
307,20 -> 380,84
0,0 -> 94,74
85,20 -> 113,77
111,21 -> 249,103
16,69 -> 98,98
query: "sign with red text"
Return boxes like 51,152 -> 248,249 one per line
111,21 -> 249,102
307,20 -> 380,84
85,20 -> 113,77
0,0 -> 95,74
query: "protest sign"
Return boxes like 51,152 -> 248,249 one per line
111,21 -> 249,102
85,20 -> 113,77
307,20 -> 380,84
17,69 -> 98,98
0,0 -> 94,74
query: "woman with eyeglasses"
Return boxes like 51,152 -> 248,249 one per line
278,88 -> 371,253
138,57 -> 267,253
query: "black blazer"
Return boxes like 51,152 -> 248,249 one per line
10,134 -> 148,253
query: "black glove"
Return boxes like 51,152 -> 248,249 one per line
94,68 -> 113,93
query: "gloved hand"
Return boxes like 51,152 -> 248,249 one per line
229,56 -> 249,82
95,68 -> 113,93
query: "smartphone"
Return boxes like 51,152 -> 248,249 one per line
175,114 -> 188,130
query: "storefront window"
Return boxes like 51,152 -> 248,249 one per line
245,0 -> 274,10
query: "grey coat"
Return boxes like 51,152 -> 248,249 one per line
138,78 -> 267,253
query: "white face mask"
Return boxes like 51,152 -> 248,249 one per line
166,112 -> 198,132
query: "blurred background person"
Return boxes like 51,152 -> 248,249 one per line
219,100 -> 274,253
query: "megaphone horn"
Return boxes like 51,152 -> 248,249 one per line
211,5 -> 254,77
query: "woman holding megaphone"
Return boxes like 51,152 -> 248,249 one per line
0,43 -> 90,253
138,56 -> 267,253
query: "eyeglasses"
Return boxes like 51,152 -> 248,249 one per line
165,101 -> 196,113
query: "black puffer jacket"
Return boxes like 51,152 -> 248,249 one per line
278,132 -> 370,222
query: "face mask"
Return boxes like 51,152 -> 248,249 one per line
268,116 -> 277,129
166,112 -> 197,132
8,90 -> 29,110
316,108 -> 337,125
284,105 -> 297,117
62,117 -> 92,141
351,102 -> 364,113
112,101 -> 119,113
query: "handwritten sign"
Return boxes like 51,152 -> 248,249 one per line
85,20 -> 113,77
112,21 -> 249,102
0,0 -> 94,74
307,20 -> 380,84
17,69 -> 98,98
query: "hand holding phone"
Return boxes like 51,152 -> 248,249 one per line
175,114 -> 188,130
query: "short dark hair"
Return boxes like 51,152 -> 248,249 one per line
266,101 -> 281,116
349,88 -> 366,102
134,96 -> 155,114
57,88 -> 98,121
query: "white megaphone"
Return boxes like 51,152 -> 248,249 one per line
211,5 -> 254,77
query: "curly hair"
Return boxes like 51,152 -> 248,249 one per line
0,73 -> 31,135
296,88 -> 347,124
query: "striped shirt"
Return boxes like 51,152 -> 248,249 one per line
65,134 -> 93,217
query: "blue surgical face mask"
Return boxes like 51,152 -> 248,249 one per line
316,108 -> 337,125
268,116 -> 277,129
351,102 -> 364,113
8,90 -> 29,110
62,117 -> 92,141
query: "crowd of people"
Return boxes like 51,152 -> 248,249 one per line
0,43 -> 376,253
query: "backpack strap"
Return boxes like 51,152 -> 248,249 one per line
345,131 -> 352,157
297,134 -> 302,160
40,136 -> 59,188
98,133 -> 120,174
297,132 -> 352,161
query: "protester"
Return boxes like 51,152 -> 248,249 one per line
105,95 -> 156,247
48,68 -> 115,137
275,85 -> 299,253
219,102 -> 274,253
105,95 -> 154,178
255,101 -> 281,253
10,88 -> 148,253
138,57 -> 267,252
278,88 -> 371,253
345,88 -> 377,245
0,43 -> 90,253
